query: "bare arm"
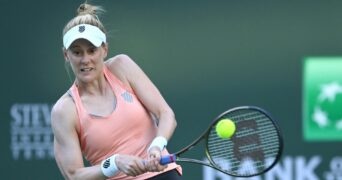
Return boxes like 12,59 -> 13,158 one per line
51,95 -> 105,180
106,55 -> 177,172
107,54 -> 177,140
52,94 -> 148,178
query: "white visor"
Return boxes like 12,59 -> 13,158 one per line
63,24 -> 106,49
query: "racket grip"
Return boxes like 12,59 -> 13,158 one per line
160,154 -> 176,165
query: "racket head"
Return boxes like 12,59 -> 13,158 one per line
205,106 -> 283,177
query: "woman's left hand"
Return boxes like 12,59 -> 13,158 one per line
145,147 -> 167,172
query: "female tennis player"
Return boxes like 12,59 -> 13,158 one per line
51,3 -> 182,180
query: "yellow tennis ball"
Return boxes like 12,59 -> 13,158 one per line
216,119 -> 236,139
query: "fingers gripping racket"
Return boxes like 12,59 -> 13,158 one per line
161,106 -> 283,177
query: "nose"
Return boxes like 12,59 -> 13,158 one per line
80,53 -> 91,64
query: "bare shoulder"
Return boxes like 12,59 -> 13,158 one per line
51,93 -> 78,132
105,54 -> 141,86
105,54 -> 138,72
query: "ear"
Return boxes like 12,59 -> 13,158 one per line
102,43 -> 109,58
62,47 -> 69,62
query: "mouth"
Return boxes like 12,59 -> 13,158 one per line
80,67 -> 94,72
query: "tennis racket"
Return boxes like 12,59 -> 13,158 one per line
161,106 -> 283,177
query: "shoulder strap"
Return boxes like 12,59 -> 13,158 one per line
103,65 -> 134,93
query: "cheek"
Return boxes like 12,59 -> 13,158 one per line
96,51 -> 105,59
67,59 -> 79,70
93,54 -> 105,64
94,60 -> 104,71
69,63 -> 77,73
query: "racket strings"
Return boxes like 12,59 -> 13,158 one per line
206,109 -> 281,176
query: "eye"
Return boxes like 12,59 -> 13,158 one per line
70,48 -> 82,56
72,50 -> 81,56
88,47 -> 98,54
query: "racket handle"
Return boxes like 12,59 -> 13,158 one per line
160,154 -> 176,165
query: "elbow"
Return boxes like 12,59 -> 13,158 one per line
63,166 -> 79,180
155,108 -> 177,133
169,110 -> 177,130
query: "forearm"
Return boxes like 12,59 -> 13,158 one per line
155,109 -> 177,140
65,165 -> 105,180
54,148 -> 106,180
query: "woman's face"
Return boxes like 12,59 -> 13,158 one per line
64,39 -> 108,83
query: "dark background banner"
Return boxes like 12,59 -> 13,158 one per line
2,0 -> 342,179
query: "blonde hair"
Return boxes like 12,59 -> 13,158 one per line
63,3 -> 106,36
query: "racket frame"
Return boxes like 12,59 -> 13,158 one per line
205,106 -> 284,177
166,106 -> 284,177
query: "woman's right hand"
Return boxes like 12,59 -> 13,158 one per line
115,154 -> 148,177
